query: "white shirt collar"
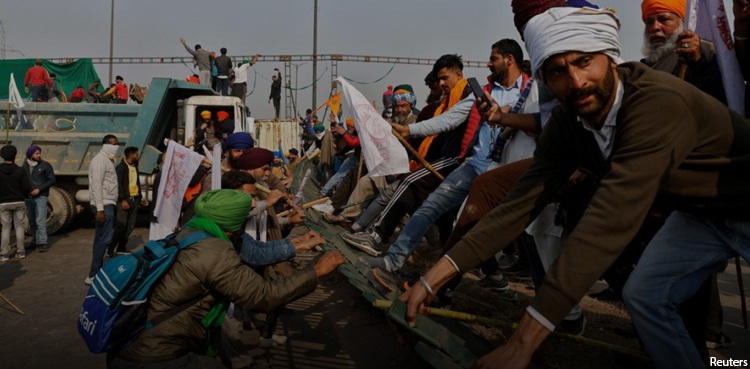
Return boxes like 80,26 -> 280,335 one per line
578,81 -> 623,159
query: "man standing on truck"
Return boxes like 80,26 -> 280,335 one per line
269,69 -> 282,120
180,38 -> 211,87
102,76 -> 128,104
23,59 -> 53,102
85,135 -> 119,285
108,147 -> 140,257
22,145 -> 55,253
215,47 -> 233,96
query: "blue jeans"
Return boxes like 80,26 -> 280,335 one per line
321,156 -> 358,195
88,205 -> 116,278
383,163 -> 478,270
622,211 -> 750,369
26,197 -> 48,245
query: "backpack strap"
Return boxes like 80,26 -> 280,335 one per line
175,230 -> 212,249
149,290 -> 210,328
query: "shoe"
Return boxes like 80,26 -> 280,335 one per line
478,275 -> 510,292
323,213 -> 345,224
587,279 -> 609,295
496,253 -> 518,269
360,255 -> 389,271
39,244 -> 49,253
16,250 -> 26,259
0,254 -> 9,262
510,269 -> 532,281
341,231 -> 383,257
27,243 -> 37,250
115,249 -> 132,255
503,260 -> 530,275
556,315 -> 586,336
706,333 -> 733,349
84,276 -> 93,286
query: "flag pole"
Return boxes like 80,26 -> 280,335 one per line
391,130 -> 444,181
5,102 -> 10,144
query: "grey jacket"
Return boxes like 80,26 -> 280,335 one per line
88,151 -> 118,211
182,43 -> 211,71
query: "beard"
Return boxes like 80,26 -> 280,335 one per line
562,65 -> 616,123
392,113 -> 411,124
641,24 -> 683,64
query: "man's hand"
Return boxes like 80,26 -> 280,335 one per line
313,251 -> 345,277
334,125 -> 347,135
121,199 -> 130,210
96,210 -> 106,224
473,313 -> 552,369
292,231 -> 326,252
180,37 -> 186,44
25,87 -> 29,93
30,188 -> 40,197
267,189 -> 285,206
676,30 -> 702,63
478,91 -> 511,126
390,122 -> 410,137
287,208 -> 305,224
401,257 -> 459,327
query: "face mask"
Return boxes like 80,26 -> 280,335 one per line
102,144 -> 119,156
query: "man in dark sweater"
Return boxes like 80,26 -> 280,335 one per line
0,145 -> 31,261
404,8 -> 750,369
109,147 -> 141,256
269,69 -> 282,120
22,145 -> 55,252
215,47 -> 233,96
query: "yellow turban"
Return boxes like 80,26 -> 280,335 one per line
641,0 -> 686,22
200,110 -> 211,119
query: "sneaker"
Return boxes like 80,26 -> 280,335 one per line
0,254 -> 9,262
706,333 -> 733,349
341,231 -> 383,257
478,275 -> 510,292
360,255 -> 389,271
496,253 -> 518,269
556,315 -> 586,336
27,243 -> 38,250
38,244 -> 49,253
84,276 -> 93,286
323,213 -> 345,224
115,249 -> 132,255
510,269 -> 533,281
503,260 -> 530,275
16,250 -> 26,259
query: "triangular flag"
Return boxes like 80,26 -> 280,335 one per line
9,73 -> 25,109
327,92 -> 342,116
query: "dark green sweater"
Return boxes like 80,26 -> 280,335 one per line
447,62 -> 750,326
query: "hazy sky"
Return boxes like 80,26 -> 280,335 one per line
0,0 -> 736,118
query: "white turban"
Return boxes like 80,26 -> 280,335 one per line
524,7 -> 624,79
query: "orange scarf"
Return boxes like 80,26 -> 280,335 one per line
416,78 -> 467,159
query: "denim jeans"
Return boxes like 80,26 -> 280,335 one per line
216,77 -> 230,96
26,197 -> 48,245
88,204 -> 116,278
321,156 -> 358,195
0,202 -> 26,257
383,163 -> 478,270
622,211 -> 750,369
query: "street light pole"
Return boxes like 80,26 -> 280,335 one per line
292,62 -> 306,110
312,0 -> 318,111
108,0 -> 114,85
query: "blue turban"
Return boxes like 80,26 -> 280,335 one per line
391,89 -> 416,108
226,132 -> 254,150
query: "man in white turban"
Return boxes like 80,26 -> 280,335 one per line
402,7 -> 750,369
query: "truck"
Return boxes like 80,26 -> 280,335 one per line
1,79 -> 248,234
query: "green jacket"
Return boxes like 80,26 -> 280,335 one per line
447,62 -> 750,326
118,230 -> 318,362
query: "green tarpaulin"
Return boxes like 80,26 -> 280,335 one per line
1,58 -> 103,100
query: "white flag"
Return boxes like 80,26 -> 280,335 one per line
337,77 -> 409,177
152,140 -> 204,233
8,73 -> 25,109
686,0 -> 745,114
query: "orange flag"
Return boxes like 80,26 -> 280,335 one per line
313,92 -> 342,116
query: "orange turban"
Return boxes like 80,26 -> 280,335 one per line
641,0 -> 686,22
217,111 -> 230,121
345,118 -> 355,128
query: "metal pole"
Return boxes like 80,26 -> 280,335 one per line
108,0 -> 114,85
312,0 -> 318,112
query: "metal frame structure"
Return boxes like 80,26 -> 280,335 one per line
44,54 -> 486,118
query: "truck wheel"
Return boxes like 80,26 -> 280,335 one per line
47,187 -> 75,234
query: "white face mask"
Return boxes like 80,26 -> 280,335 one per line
102,144 -> 119,156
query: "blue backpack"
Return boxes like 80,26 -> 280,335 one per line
77,230 -> 211,354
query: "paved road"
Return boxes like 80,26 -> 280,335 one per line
0,225 -> 428,369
